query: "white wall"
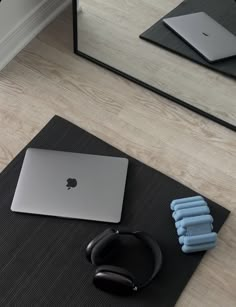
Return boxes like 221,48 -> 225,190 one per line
0,0 -> 70,70
0,0 -> 45,41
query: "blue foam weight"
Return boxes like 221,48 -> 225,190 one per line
171,196 -> 217,253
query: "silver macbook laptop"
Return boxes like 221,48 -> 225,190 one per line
163,12 -> 236,62
11,148 -> 129,223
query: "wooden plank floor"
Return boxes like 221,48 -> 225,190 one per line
0,4 -> 235,306
76,0 -> 236,127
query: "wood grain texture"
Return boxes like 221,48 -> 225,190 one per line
0,3 -> 235,306
75,0 -> 236,127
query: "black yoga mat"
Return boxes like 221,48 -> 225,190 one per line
0,116 -> 230,306
140,0 -> 236,78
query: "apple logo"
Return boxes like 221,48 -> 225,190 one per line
66,178 -> 77,190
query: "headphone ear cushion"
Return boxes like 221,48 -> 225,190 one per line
94,265 -> 135,295
86,228 -> 116,263
96,265 -> 135,281
90,233 -> 119,265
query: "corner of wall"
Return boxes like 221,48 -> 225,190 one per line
0,0 -> 71,71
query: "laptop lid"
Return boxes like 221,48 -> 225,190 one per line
163,12 -> 236,62
11,148 -> 128,223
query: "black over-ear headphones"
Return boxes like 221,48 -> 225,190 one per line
86,228 -> 162,295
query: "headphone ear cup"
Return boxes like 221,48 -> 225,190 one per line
94,265 -> 135,295
90,232 -> 119,265
86,228 -> 116,263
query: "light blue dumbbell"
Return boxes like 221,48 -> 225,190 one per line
171,196 -> 217,253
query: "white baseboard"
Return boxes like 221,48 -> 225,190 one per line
0,0 -> 71,71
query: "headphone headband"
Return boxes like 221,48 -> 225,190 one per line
116,230 -> 163,289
